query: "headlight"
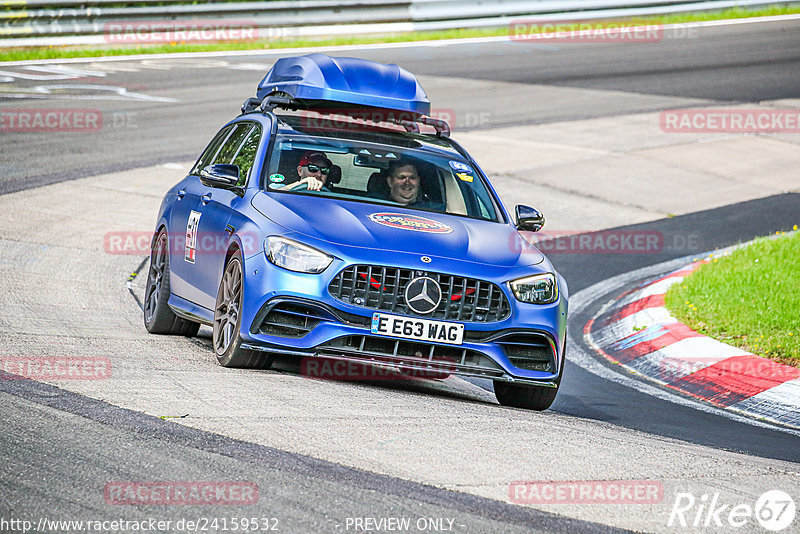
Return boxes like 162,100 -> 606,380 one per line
265,236 -> 333,273
509,273 -> 558,304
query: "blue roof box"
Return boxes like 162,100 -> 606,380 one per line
257,53 -> 431,117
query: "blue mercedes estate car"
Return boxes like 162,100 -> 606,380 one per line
144,53 -> 568,410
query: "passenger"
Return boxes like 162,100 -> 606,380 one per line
279,152 -> 332,191
384,160 -> 443,210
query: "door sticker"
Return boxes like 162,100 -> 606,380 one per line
185,210 -> 201,263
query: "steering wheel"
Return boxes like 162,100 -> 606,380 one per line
289,181 -> 329,192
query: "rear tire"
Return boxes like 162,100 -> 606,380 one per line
213,250 -> 273,369
143,229 -> 200,337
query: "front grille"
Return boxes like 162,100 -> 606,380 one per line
496,333 -> 555,372
328,265 -> 511,322
317,335 -> 506,379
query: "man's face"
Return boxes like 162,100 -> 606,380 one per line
297,158 -> 330,183
387,164 -> 420,205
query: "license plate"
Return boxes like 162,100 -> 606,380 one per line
370,313 -> 464,345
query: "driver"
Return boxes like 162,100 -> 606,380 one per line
279,152 -> 332,191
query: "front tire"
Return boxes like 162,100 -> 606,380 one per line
493,382 -> 558,411
143,229 -> 200,337
494,337 -> 566,411
213,250 -> 273,369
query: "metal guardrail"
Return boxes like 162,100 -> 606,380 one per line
0,0 -> 793,46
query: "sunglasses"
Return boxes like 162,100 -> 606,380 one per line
305,164 -> 330,174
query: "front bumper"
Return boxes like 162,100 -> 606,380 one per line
239,252 -> 567,386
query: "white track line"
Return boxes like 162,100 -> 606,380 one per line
2,14 -> 800,67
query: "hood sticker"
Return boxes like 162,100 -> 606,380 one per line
369,213 -> 453,234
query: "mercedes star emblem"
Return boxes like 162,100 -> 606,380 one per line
420,256 -> 432,263
404,276 -> 442,315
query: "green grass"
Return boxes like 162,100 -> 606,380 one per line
665,230 -> 800,367
2,4 -> 800,62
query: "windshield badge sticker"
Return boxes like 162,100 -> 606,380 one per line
185,210 -> 201,263
369,213 -> 453,234
456,172 -> 473,182
269,173 -> 285,183
449,160 -> 471,172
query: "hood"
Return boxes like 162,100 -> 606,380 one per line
252,192 -> 544,268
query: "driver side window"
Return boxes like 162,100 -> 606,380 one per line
212,123 -> 253,166
192,123 -> 262,187
231,125 -> 262,186
192,124 -> 234,175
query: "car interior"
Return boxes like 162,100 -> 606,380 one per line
270,147 -> 493,221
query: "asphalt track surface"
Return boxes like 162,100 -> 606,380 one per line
1,17 -> 799,533
2,18 -> 799,194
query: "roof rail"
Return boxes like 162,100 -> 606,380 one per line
240,93 -> 451,137
241,92 -> 296,115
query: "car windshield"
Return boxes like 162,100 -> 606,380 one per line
263,123 -> 502,223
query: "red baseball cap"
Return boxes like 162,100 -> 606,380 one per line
298,152 -> 332,167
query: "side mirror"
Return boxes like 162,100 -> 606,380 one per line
199,164 -> 240,189
515,205 -> 545,232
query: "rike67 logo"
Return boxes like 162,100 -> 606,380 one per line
669,490 -> 796,531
